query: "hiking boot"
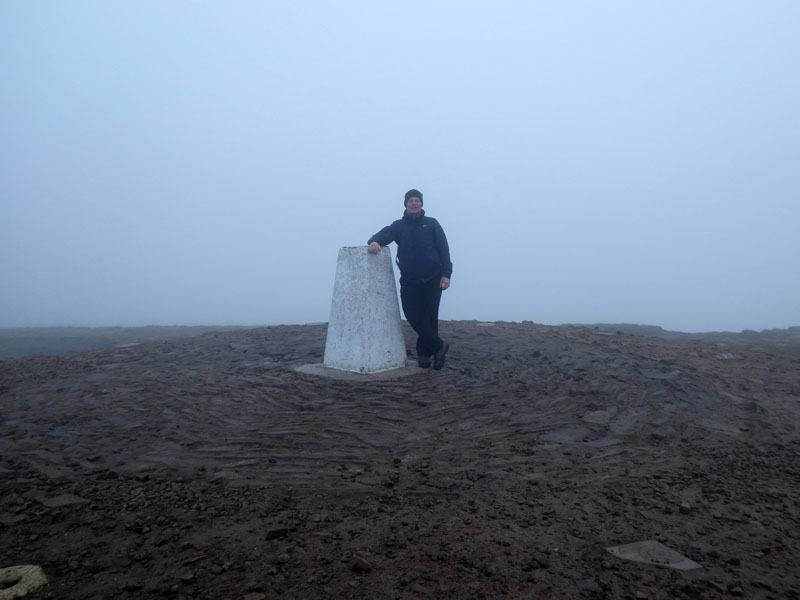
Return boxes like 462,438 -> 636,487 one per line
433,343 -> 449,370
417,355 -> 431,368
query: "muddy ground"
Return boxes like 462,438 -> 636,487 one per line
1,321 -> 799,599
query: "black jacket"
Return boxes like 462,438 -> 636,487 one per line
368,210 -> 453,283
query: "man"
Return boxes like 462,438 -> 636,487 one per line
368,189 -> 452,369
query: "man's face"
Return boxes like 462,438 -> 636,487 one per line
406,197 -> 422,215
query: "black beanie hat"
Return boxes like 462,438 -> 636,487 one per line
404,189 -> 423,206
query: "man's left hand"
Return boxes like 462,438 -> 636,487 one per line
440,277 -> 450,290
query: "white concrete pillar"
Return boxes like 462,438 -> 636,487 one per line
323,246 -> 408,373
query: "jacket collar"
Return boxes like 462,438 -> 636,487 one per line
403,208 -> 425,221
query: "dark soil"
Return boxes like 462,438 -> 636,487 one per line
1,321 -> 799,599
0,326 -> 247,360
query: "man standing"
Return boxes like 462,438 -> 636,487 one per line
368,189 -> 453,369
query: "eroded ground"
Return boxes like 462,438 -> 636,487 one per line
1,322 -> 799,599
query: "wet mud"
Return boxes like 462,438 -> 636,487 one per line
1,321 -> 799,599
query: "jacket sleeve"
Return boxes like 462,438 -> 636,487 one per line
367,220 -> 400,246
432,219 -> 453,279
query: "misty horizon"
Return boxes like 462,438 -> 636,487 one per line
2,2 -> 798,334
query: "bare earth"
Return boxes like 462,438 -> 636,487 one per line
1,321 -> 799,599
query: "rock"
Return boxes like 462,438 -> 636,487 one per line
606,540 -> 701,570
265,527 -> 288,540
124,581 -> 144,591
351,555 -> 372,572
411,583 -> 430,594
180,571 -> 196,583
576,579 -> 601,593
709,581 -> 726,593
0,565 -> 48,598
532,554 -> 550,569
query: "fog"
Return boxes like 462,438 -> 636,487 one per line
2,2 -> 798,333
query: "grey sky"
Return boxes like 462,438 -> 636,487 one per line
1,1 -> 797,332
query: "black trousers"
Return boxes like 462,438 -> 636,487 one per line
400,277 -> 444,358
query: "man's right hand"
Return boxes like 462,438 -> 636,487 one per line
368,242 -> 381,254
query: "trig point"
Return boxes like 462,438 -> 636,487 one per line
322,246 -> 408,373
